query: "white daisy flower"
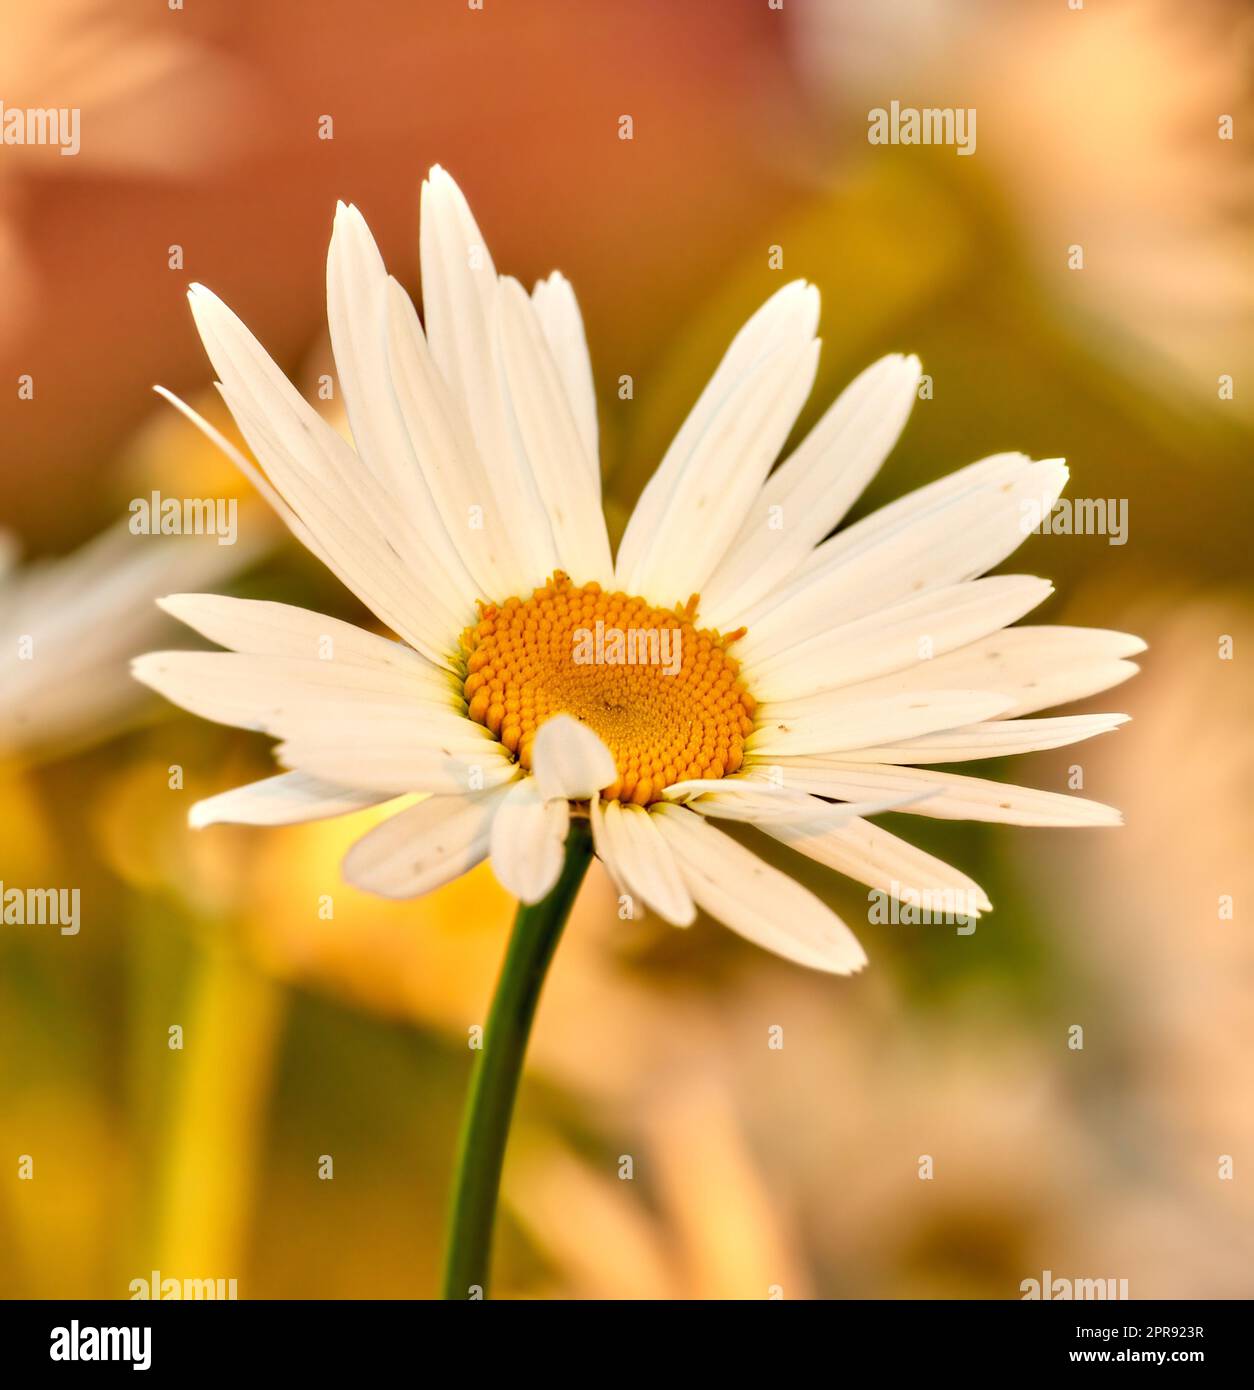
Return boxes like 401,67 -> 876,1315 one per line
134,165 -> 1142,977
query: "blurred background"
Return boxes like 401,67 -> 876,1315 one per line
1,0 -> 1250,1298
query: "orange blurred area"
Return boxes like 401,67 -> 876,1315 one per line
1,0 -> 1250,1299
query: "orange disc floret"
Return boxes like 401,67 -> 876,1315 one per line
459,572 -> 755,804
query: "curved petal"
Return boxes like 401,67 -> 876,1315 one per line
489,777 -> 571,904
190,772 -> 398,828
650,803 -> 868,975
598,801 -> 695,925
761,814 -> 992,915
531,714 -> 616,801
343,786 -> 511,898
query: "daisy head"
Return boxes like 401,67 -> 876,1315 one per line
134,166 -> 1142,975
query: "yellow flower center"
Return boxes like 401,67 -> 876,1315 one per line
461,572 -> 756,804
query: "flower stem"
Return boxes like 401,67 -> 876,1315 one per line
440,819 -> 594,1299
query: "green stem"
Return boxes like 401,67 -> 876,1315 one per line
440,819 -> 593,1299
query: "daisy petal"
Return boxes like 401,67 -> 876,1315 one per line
659,779 -> 931,823
384,276 -> 519,600
489,778 -> 572,904
343,787 -> 511,898
615,281 -> 820,601
494,276 -> 613,583
747,690 -> 1014,759
531,271 -> 599,480
650,803 -> 868,975
186,285 -> 466,665
838,712 -> 1130,764
597,801 -> 695,925
131,650 -> 470,734
741,456 -> 1068,663
761,815 -> 992,914
190,772 -> 397,828
327,203 -> 481,602
701,352 -> 921,626
531,714 -> 617,801
743,762 -> 1124,826
747,575 -> 1053,703
157,594 -> 459,694
419,165 -> 558,589
770,623 -> 1145,720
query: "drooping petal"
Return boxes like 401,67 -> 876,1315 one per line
761,815 -> 992,914
650,803 -> 868,975
343,786 -> 512,898
189,772 -> 399,828
596,800 -> 695,925
531,714 -> 617,801
489,777 -> 572,904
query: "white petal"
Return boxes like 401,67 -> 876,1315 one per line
747,575 -> 1053,703
276,731 -> 517,797
746,689 -> 1014,759
384,276 -> 521,599
419,166 -> 558,590
650,803 -> 868,975
660,778 -> 934,823
327,203 -> 481,603
794,623 -> 1145,719
190,772 -> 397,828
186,284 -> 466,665
739,456 -> 1068,664
742,761 -> 1123,827
489,778 -> 571,904
531,271 -> 599,479
157,593 -> 459,695
837,712 -> 1130,764
761,815 -> 992,914
343,787 -> 511,898
614,281 -> 820,601
701,352 -> 921,627
494,276 -> 613,583
597,801 -> 695,925
531,714 -> 617,801
131,650 -> 470,734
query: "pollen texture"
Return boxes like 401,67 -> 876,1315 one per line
460,572 -> 756,804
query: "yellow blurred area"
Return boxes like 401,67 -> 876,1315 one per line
0,0 -> 1250,1298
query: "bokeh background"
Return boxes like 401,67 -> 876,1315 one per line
1,0 -> 1250,1299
